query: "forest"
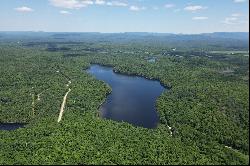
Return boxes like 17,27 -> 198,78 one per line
0,32 -> 249,165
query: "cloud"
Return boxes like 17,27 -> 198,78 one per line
165,4 -> 175,9
95,0 -> 106,5
107,1 -> 128,7
184,5 -> 207,12
60,10 -> 71,14
223,17 -> 239,24
49,0 -> 94,9
129,5 -> 146,11
233,0 -> 246,3
192,16 -> 208,20
50,0 -> 128,9
14,6 -> 34,12
222,13 -> 247,24
231,13 -> 242,17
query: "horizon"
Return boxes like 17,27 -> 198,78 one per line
0,0 -> 249,33
0,31 -> 249,35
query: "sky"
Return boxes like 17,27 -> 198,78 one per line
0,0 -> 249,33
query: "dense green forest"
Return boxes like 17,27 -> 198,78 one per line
0,33 -> 249,165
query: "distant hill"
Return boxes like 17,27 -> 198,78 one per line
0,31 -> 248,50
0,31 -> 248,40
202,32 -> 249,40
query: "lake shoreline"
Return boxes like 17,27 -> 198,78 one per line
88,62 -> 172,90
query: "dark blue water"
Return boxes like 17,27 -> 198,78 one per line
87,64 -> 165,128
0,123 -> 25,130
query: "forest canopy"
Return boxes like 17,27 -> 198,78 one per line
0,32 -> 249,165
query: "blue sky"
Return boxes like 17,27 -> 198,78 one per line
0,0 -> 249,33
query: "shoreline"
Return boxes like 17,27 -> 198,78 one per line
88,62 -> 172,90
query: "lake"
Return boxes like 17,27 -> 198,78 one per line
0,123 -> 25,131
87,64 -> 165,129
146,57 -> 156,63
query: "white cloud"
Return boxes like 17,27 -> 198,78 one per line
14,6 -> 34,12
49,0 -> 129,9
95,0 -> 106,5
60,10 -> 71,14
231,13 -> 242,17
49,0 -> 94,9
129,6 -> 140,11
223,17 -> 239,24
222,13 -> 248,24
165,4 -> 175,9
129,5 -> 146,11
107,1 -> 128,7
192,17 -> 208,20
233,0 -> 246,3
184,5 -> 207,12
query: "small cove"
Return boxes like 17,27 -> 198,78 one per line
0,123 -> 26,131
